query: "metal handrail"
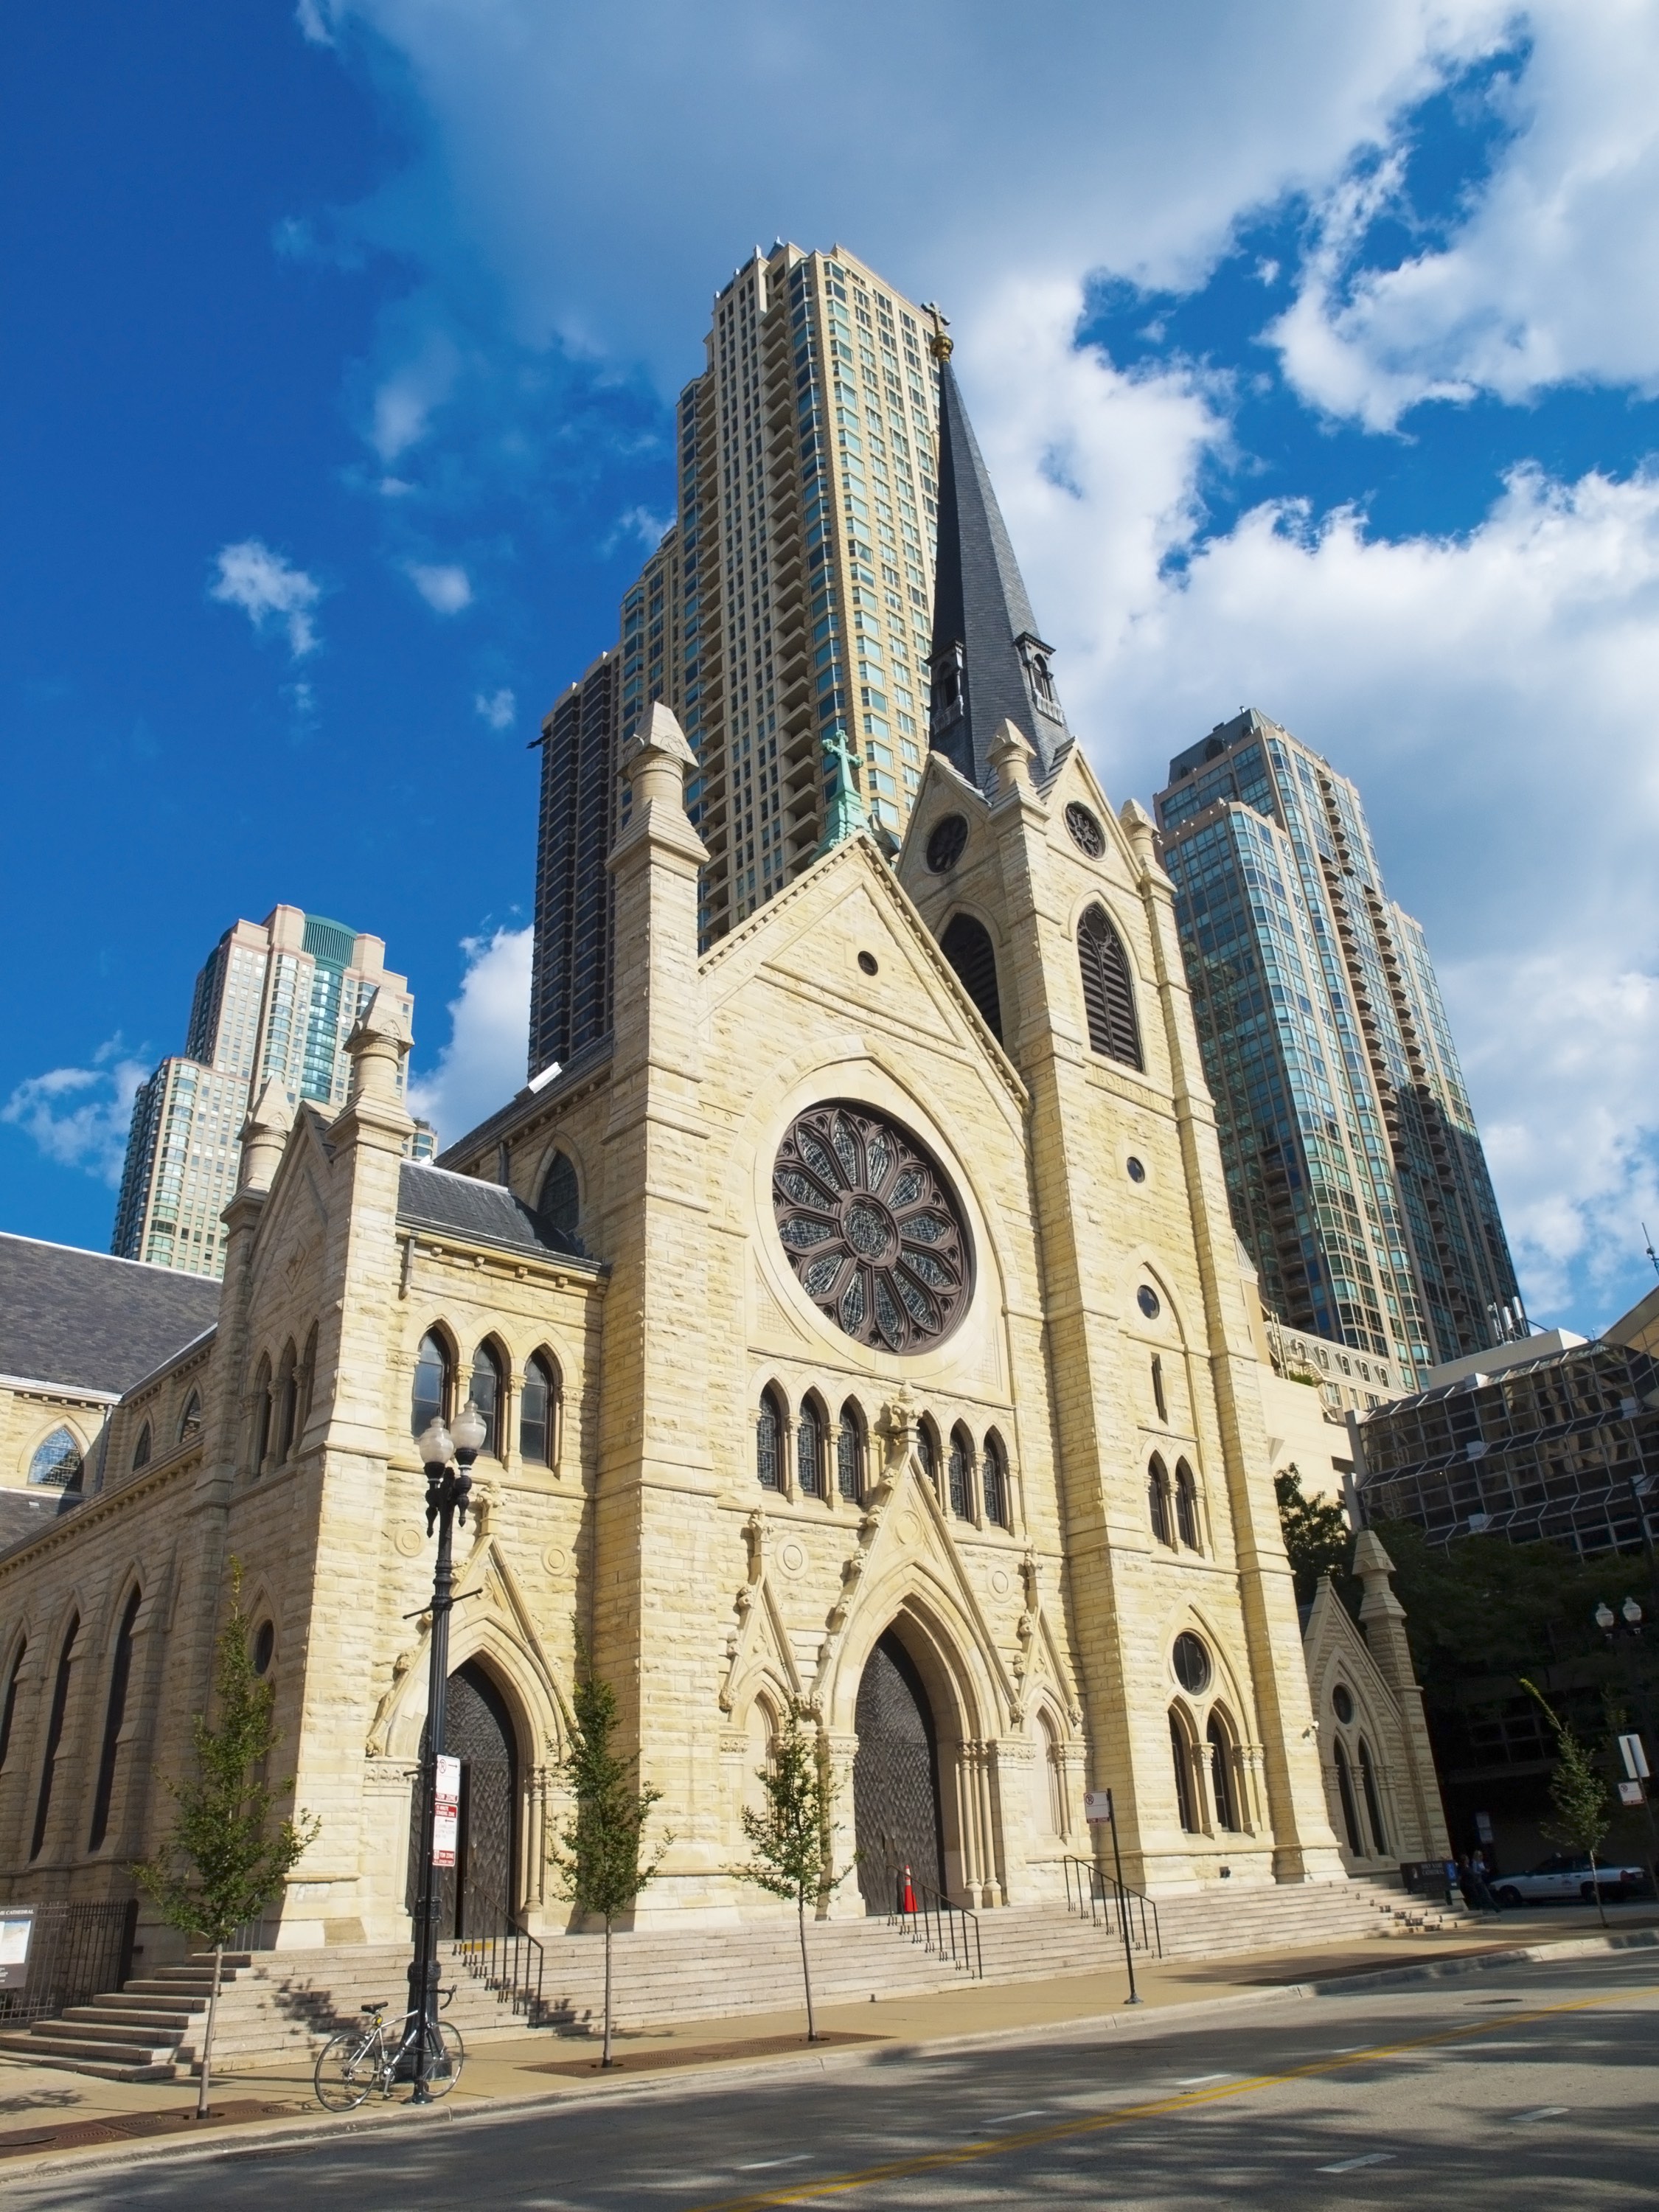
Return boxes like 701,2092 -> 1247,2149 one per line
450,1921 -> 546,2018
879,1862 -> 983,1979
1062,1854 -> 1162,1959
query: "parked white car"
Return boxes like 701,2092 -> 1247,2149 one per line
1492,1853 -> 1648,1907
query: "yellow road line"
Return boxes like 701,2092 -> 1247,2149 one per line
685,1982 -> 1659,2211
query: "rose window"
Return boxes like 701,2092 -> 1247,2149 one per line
773,1103 -> 970,1352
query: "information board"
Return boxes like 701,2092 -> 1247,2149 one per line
433,1753 -> 461,1868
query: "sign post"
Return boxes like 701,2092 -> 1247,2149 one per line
432,1756 -> 461,1869
0,1909 -> 33,1997
1085,1787 -> 1141,2005
1616,1734 -> 1659,1896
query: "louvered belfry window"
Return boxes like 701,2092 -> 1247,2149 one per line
1077,905 -> 1143,1068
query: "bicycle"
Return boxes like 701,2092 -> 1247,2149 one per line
313,1986 -> 465,2111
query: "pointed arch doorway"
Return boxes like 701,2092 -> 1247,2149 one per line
409,1660 -> 520,1937
853,1630 -> 945,1913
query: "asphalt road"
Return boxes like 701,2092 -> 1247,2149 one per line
11,1950 -> 1658,2211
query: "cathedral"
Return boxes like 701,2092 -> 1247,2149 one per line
0,344 -> 1450,1960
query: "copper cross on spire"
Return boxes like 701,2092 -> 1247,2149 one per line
923,302 -> 953,361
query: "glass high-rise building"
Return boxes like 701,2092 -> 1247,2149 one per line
113,906 -> 417,1278
1155,709 -> 1526,1378
528,242 -> 942,1078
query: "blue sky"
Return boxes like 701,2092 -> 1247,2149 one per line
5,1 -> 1659,1338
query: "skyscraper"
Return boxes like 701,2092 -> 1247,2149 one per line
113,906 -> 415,1277
528,242 -> 942,1077
528,649 -> 619,1082
1155,711 -> 1525,1377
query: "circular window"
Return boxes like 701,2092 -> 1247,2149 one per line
1065,802 -> 1105,858
858,950 -> 879,975
1137,1284 -> 1161,1319
1172,1632 -> 1211,1695
1332,1683 -> 1354,1725
1126,1156 -> 1147,1184
926,813 -> 968,873
252,1621 -> 276,1677
774,1102 -> 970,1352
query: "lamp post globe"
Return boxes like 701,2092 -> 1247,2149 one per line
1596,1602 -> 1617,1633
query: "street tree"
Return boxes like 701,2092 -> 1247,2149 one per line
139,1562 -> 319,2116
550,1660 -> 669,2066
1522,1678 -> 1613,1927
739,1700 -> 849,2042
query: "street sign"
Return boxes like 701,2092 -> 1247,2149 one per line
1618,1732 -> 1650,1780
1084,1790 -> 1112,1824
0,1909 -> 33,1992
432,1753 -> 461,1868
1618,1779 -> 1646,1806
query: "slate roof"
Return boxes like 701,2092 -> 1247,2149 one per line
0,1234 -> 220,1397
928,355 -> 1072,795
0,1485 -> 83,1553
397,1164 -> 594,1265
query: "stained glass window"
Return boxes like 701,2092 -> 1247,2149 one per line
773,1102 -> 970,1352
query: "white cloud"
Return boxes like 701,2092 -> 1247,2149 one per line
474,687 -> 515,731
209,539 -> 322,658
406,928 -> 533,1149
1270,4 -> 1659,426
406,561 -> 473,613
1,1042 -> 151,1188
295,0 -> 337,44
324,0 -> 1504,380
968,294 -> 1659,1323
369,326 -> 461,461
606,505 -> 674,556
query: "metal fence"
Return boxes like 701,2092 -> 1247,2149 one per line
0,1898 -> 139,2025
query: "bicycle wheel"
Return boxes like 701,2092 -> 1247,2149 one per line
422,2018 -> 465,2098
314,2028 -> 380,2112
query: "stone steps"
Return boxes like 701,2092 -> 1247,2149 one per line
0,1877 -> 1472,2079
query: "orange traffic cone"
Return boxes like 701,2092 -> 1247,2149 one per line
902,1865 -> 917,1914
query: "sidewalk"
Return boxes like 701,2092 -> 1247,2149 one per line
1,1902 -> 1655,2174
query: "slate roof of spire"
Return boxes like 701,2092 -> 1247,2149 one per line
928,354 -> 1072,794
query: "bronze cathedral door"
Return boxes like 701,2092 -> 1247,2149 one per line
411,1661 -> 519,1938
853,1631 -> 945,1912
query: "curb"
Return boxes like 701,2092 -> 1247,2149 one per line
8,1926 -> 1656,2188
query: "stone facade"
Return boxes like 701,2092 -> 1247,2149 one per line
1302,1531 -> 1450,1876
0,703 -> 1372,1957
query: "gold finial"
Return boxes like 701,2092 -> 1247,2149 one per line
924,302 -> 953,361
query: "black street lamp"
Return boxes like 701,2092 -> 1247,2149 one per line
407,1400 -> 486,2102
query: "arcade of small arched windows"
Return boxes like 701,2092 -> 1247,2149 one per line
1326,1678 -> 1391,1862
405,1325 -> 565,1475
1146,1453 -> 1205,1556
106,1349 -> 215,1488
753,1382 -> 1015,1532
1166,1630 -> 1251,1840
242,1325 -> 319,1481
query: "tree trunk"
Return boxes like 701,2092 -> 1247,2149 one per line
1590,1849 -> 1608,1929
798,1893 -> 817,2043
195,1944 -> 223,2120
602,1916 -> 614,2067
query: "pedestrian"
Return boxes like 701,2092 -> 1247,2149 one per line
1444,1857 -> 1460,1908
1470,1849 -> 1501,1912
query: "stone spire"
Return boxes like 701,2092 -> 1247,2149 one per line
925,314 -> 1071,795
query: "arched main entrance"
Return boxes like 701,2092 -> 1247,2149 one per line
853,1631 -> 945,1913
409,1660 -> 520,1937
